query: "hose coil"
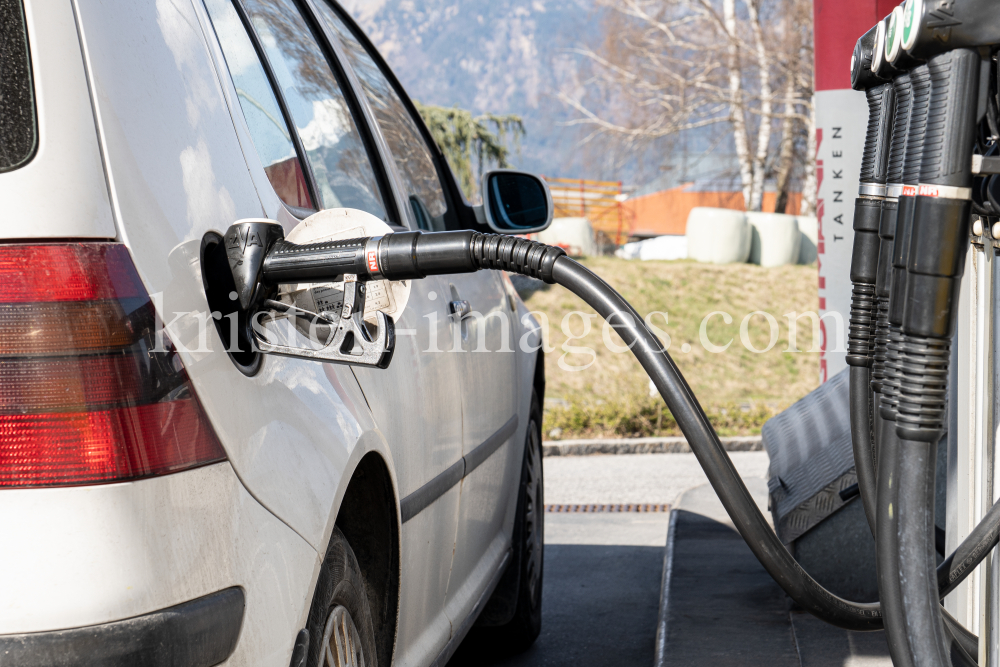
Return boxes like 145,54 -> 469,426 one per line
880,325 -> 905,420
469,233 -> 567,284
871,296 -> 891,392
895,334 -> 950,442
847,283 -> 877,366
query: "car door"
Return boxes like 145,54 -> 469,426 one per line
313,1 -> 523,632
199,2 -> 465,664
438,271 -> 521,626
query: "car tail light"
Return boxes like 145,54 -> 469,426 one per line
0,243 -> 226,488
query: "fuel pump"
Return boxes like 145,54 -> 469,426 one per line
203,2 -> 1000,664
864,0 -> 1000,664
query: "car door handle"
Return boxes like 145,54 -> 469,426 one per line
449,300 -> 471,320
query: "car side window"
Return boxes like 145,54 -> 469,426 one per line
314,2 -> 449,231
241,0 -> 388,221
204,0 -> 313,209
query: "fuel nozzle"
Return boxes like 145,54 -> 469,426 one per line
223,220 -> 395,369
846,24 -> 894,369
871,11 -> 914,394
895,48 -> 980,443
219,220 -> 565,368
897,0 -> 1000,62
225,221 -> 565,293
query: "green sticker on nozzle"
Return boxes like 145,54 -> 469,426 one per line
886,13 -> 897,56
901,0 -> 921,51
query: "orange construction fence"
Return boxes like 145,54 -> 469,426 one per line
542,177 -> 634,246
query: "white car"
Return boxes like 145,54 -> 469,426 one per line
0,1 -> 547,665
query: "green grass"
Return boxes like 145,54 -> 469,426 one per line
519,257 -> 821,439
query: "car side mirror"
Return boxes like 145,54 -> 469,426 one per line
474,170 -> 553,234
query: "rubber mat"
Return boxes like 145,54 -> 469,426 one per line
659,510 -> 801,666
658,510 -> 892,667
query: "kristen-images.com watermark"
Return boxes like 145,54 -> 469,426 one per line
150,293 -> 845,373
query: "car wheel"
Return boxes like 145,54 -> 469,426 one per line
307,527 -> 379,667
496,389 -> 545,649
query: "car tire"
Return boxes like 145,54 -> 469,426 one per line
494,388 -> 545,650
306,527 -> 379,667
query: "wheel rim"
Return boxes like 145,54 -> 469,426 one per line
321,605 -> 366,667
524,420 -> 544,607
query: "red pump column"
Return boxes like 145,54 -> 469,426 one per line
814,0 -> 897,381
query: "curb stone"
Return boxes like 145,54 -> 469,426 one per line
541,436 -> 762,457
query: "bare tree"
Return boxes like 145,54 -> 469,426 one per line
559,3 -> 730,152
721,0 -> 754,207
745,0 -> 772,211
561,0 -> 814,214
773,75 -> 798,214
800,106 -> 817,216
770,0 -> 815,214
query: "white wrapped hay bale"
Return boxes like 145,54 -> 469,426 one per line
795,216 -> 818,264
616,235 -> 687,261
685,207 -> 751,264
747,212 -> 803,267
638,235 -> 687,260
615,234 -> 687,262
615,241 -> 641,260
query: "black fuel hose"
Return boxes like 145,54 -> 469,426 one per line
850,365 -> 879,533
893,42 -> 981,666
950,640 -> 978,667
940,496 -> 1000,598
547,257 -> 877,629
549,252 -> 993,636
870,45 -> 914,664
227,220 -> 1000,635
945,613 -> 979,665
877,419 -> 914,667
898,439 -> 951,667
876,426 -> 980,666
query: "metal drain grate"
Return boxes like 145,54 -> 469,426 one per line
545,503 -> 670,513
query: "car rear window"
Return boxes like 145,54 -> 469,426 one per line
0,0 -> 37,173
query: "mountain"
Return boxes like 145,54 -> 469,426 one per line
337,0 -> 604,179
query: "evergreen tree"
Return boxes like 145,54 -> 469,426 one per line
415,102 -> 525,200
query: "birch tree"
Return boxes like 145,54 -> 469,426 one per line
562,0 -> 815,214
722,0 -> 753,208
745,0 -> 772,211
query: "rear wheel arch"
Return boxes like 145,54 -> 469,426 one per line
325,452 -> 400,667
